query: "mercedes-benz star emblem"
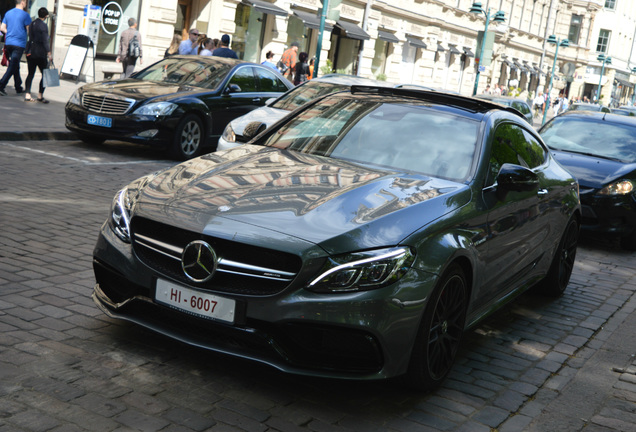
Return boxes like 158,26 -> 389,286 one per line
181,240 -> 217,282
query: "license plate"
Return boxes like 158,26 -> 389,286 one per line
155,279 -> 236,323
87,114 -> 112,128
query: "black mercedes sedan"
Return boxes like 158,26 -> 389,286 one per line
540,111 -> 636,250
92,86 -> 580,390
65,56 -> 293,160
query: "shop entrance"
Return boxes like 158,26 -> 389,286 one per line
176,0 -> 193,39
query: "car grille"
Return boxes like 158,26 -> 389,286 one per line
82,93 -> 135,115
131,217 -> 302,296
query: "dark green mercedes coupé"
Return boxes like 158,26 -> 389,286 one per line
92,86 -> 581,389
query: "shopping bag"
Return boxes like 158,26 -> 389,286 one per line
43,61 -> 60,88
1,47 -> 8,67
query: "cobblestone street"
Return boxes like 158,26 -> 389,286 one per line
1,139 -> 636,432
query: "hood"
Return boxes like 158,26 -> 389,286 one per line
80,80 -> 210,102
134,146 -> 470,254
551,150 -> 636,188
230,106 -> 289,137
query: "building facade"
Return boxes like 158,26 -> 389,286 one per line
5,0 -> 634,103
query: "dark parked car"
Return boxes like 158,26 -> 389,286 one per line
611,106 -> 636,116
540,111 -> 636,249
66,56 -> 293,159
475,94 -> 533,123
567,102 -> 610,113
217,74 -> 392,151
93,86 -> 580,389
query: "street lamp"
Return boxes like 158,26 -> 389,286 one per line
596,54 -> 612,104
541,35 -> 569,126
470,2 -> 505,96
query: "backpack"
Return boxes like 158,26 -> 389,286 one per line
128,32 -> 141,58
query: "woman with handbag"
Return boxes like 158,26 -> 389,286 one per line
24,7 -> 51,103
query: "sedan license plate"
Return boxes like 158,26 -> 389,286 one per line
87,114 -> 112,128
155,279 -> 235,323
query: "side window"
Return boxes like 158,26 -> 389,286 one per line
512,101 -> 531,116
255,67 -> 288,92
228,67 -> 257,92
487,124 -> 546,186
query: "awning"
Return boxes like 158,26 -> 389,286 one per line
502,58 -> 517,70
463,47 -> 475,57
448,44 -> 461,55
292,10 -> 333,32
524,62 -> 538,74
334,20 -> 370,40
616,78 -> 635,88
406,36 -> 427,49
242,0 -> 288,16
378,30 -> 399,43
513,58 -> 528,73
436,43 -> 446,52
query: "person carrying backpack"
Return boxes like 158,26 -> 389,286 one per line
116,18 -> 142,79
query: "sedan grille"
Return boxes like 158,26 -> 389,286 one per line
131,217 -> 302,296
82,93 -> 135,115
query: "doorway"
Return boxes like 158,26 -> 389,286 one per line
177,0 -> 193,39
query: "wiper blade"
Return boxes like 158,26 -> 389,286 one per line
555,148 -> 623,163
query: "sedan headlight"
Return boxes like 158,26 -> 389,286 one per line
221,123 -> 236,143
68,90 -> 81,105
307,247 -> 415,293
133,102 -> 178,116
598,180 -> 634,196
109,187 -> 135,242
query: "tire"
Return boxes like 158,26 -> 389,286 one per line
404,263 -> 468,390
78,134 -> 105,145
171,114 -> 205,160
536,217 -> 579,297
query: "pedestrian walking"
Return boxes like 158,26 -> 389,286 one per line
279,42 -> 298,80
24,7 -> 51,103
179,28 -> 199,55
164,33 -> 181,58
293,51 -> 310,86
0,0 -> 31,96
116,18 -> 142,79
261,51 -> 277,70
212,34 -> 238,59
533,91 -> 544,118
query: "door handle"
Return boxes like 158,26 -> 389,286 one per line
537,189 -> 548,196
252,98 -> 261,103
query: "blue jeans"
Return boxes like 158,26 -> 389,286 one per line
0,45 -> 25,91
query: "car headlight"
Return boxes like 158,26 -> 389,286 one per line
133,102 -> 178,116
109,187 -> 135,242
307,247 -> 415,293
598,180 -> 634,196
68,90 -> 80,105
221,123 -> 236,143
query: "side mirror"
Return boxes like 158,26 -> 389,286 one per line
496,163 -> 539,199
224,84 -> 242,94
242,121 -> 267,141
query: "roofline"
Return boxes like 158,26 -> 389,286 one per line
349,85 -> 526,120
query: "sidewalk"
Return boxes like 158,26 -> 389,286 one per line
0,63 -> 83,141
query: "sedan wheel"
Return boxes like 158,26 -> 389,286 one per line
535,217 -> 579,297
404,264 -> 468,390
172,114 -> 204,160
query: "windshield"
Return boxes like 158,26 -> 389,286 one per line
271,81 -> 348,111
262,94 -> 479,181
541,117 -> 636,163
133,58 -> 232,89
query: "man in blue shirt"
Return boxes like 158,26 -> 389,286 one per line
0,0 -> 31,96
178,28 -> 200,55
212,34 -> 238,59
